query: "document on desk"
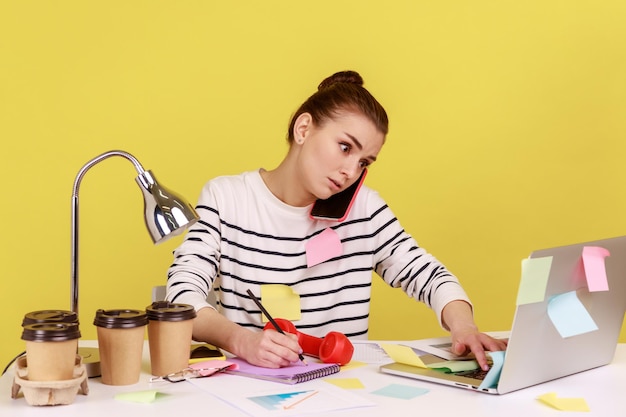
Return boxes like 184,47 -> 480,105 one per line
189,378 -> 376,417
351,341 -> 391,364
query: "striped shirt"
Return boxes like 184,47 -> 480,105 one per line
166,170 -> 470,339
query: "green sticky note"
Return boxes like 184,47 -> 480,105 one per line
516,256 -> 552,305
427,360 -> 479,373
114,390 -> 159,403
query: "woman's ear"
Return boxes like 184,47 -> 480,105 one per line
293,112 -> 312,145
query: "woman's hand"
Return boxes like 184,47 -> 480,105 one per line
237,328 -> 303,368
191,307 -> 303,368
442,300 -> 508,371
449,326 -> 508,371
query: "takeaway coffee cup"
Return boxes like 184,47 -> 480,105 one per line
21,322 -> 81,381
93,309 -> 147,385
146,301 -> 196,376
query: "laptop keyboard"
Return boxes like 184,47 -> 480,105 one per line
454,367 -> 490,381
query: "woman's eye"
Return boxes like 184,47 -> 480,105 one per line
359,160 -> 370,169
339,143 -> 350,153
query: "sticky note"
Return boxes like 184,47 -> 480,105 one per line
582,246 -> 610,292
537,392 -> 590,412
305,228 -> 343,267
547,291 -> 598,338
261,284 -> 301,322
371,384 -> 429,399
114,390 -> 159,403
380,344 -> 427,368
516,256 -> 552,305
324,377 -> 365,389
427,360 -> 479,373
478,351 -> 505,390
340,360 -> 367,371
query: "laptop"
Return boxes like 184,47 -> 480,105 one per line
380,235 -> 626,394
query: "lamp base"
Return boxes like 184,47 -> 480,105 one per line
78,347 -> 101,378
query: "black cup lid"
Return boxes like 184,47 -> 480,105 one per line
22,310 -> 79,326
21,322 -> 81,342
146,301 -> 197,321
93,309 -> 148,329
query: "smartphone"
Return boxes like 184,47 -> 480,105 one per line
189,343 -> 225,363
309,169 -> 367,222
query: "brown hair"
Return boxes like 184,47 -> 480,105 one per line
287,70 -> 389,143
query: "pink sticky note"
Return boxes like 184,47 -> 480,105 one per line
305,228 -> 343,267
582,246 -> 610,292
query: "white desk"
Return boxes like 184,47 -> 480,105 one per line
2,341 -> 625,417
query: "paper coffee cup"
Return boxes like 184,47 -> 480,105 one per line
146,301 -> 196,376
21,322 -> 81,381
93,309 -> 147,386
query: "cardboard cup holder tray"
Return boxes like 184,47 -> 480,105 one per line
11,355 -> 89,406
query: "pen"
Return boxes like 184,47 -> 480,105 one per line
246,289 -> 307,365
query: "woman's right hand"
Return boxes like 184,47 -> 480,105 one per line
237,328 -> 303,368
191,306 -> 303,368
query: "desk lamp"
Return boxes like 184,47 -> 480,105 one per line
71,150 -> 199,377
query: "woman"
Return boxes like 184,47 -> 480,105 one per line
166,70 -> 506,370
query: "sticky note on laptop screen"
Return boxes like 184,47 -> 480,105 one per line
582,246 -> 610,292
547,290 -> 598,338
516,256 -> 552,305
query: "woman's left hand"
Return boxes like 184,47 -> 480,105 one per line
442,300 -> 508,371
450,327 -> 508,371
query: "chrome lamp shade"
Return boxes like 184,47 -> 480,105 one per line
136,169 -> 199,244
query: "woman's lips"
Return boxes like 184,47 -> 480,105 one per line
328,178 -> 342,191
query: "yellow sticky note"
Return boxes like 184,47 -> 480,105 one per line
261,284 -> 301,322
324,377 -> 365,389
537,392 -> 590,412
380,344 -> 427,368
114,390 -> 159,403
340,360 -> 367,371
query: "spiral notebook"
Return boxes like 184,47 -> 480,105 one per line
224,357 -> 340,384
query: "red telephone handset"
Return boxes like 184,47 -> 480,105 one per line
263,318 -> 354,365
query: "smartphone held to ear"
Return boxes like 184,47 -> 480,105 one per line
309,169 -> 367,222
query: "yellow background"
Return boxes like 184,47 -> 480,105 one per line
1,1 -> 625,368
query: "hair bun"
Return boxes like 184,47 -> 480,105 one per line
318,70 -> 364,91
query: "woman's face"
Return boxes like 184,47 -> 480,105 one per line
294,110 -> 385,202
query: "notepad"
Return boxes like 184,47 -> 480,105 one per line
225,358 -> 340,384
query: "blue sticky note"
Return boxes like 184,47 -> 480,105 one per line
371,383 -> 429,400
547,291 -> 598,338
478,351 -> 505,390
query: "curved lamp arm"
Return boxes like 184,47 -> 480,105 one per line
70,150 -> 199,315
